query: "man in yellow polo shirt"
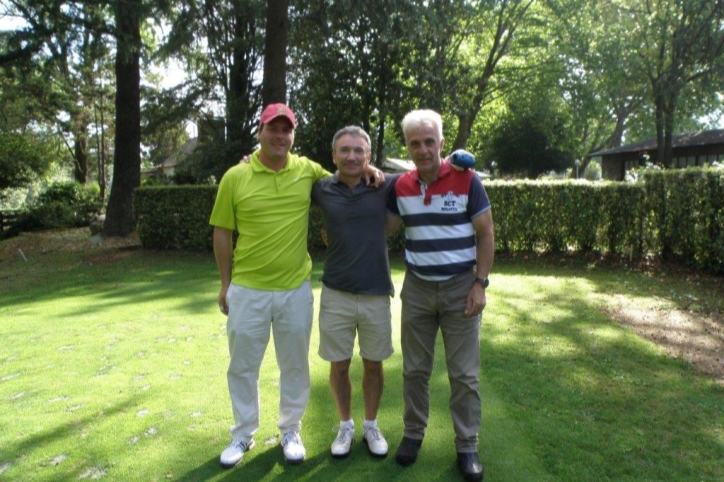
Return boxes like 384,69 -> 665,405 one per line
209,104 -> 381,470
210,104 -> 326,468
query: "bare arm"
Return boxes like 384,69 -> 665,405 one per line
466,209 -> 495,317
213,226 -> 234,316
386,212 -> 402,236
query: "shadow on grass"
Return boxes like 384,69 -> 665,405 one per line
171,289 -> 472,481
2,250 -> 722,481
1,250 -> 219,317
2,395 -> 147,482
481,270 -> 724,481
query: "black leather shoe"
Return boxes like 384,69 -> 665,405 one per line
457,452 -> 484,482
395,436 -> 423,466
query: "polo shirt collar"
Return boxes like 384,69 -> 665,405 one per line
251,150 -> 290,172
331,172 -> 366,189
412,159 -> 451,184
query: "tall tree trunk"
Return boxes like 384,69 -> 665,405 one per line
663,111 -> 675,168
95,95 -> 108,202
211,0 -> 262,177
73,132 -> 88,183
104,0 -> 141,237
71,104 -> 89,183
606,110 -> 628,149
262,0 -> 289,105
662,89 -> 678,168
654,90 -> 666,168
227,0 -> 257,148
374,40 -> 389,168
452,113 -> 474,151
451,70 -> 491,150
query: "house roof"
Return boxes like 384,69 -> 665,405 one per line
382,158 -> 416,172
141,138 -> 199,176
161,137 -> 199,167
382,157 -> 490,179
590,129 -> 724,157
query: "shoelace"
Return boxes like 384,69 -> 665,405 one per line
283,432 -> 301,446
230,439 -> 249,450
365,426 -> 382,441
335,425 -> 354,442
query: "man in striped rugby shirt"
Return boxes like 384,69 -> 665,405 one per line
386,109 -> 494,482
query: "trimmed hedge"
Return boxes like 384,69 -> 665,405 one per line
643,168 -> 724,273
134,167 -> 724,274
487,180 -> 645,257
134,185 -> 218,251
133,186 -> 401,253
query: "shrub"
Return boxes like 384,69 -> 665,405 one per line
134,185 -> 218,250
17,182 -> 102,231
135,185 -> 407,254
134,169 -> 724,274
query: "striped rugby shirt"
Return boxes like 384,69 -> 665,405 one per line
387,161 -> 491,281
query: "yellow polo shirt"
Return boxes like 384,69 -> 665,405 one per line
210,150 -> 330,290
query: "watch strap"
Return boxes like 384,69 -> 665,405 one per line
474,277 -> 489,288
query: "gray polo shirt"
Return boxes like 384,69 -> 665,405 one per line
311,174 -> 398,296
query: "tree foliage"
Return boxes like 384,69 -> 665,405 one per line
1,0 -> 724,235
0,0 -> 115,185
0,131 -> 57,195
446,0 -> 539,151
288,0 -> 416,169
0,69 -> 60,197
622,0 -> 724,166
487,91 -> 574,178
163,0 -> 264,180
544,0 -> 649,159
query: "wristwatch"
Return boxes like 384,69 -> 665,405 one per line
474,277 -> 489,288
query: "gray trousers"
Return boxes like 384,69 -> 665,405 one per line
400,269 -> 482,452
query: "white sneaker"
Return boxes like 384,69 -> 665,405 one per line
281,431 -> 305,464
220,438 -> 255,468
363,425 -> 388,457
331,425 -> 355,458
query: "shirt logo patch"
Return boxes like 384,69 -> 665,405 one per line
441,191 -> 460,212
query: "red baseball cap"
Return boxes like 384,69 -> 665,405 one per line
259,103 -> 296,128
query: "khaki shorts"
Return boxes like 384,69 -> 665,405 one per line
318,285 -> 393,362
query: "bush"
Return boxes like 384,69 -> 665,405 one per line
134,185 -> 218,250
17,182 -> 102,231
134,169 -> 724,274
643,168 -> 724,272
141,176 -> 175,187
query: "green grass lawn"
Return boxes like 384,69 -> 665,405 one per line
0,245 -> 722,482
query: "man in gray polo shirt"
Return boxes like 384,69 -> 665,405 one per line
311,126 -> 398,459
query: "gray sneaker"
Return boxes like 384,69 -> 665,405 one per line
220,438 -> 255,468
331,425 -> 355,458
